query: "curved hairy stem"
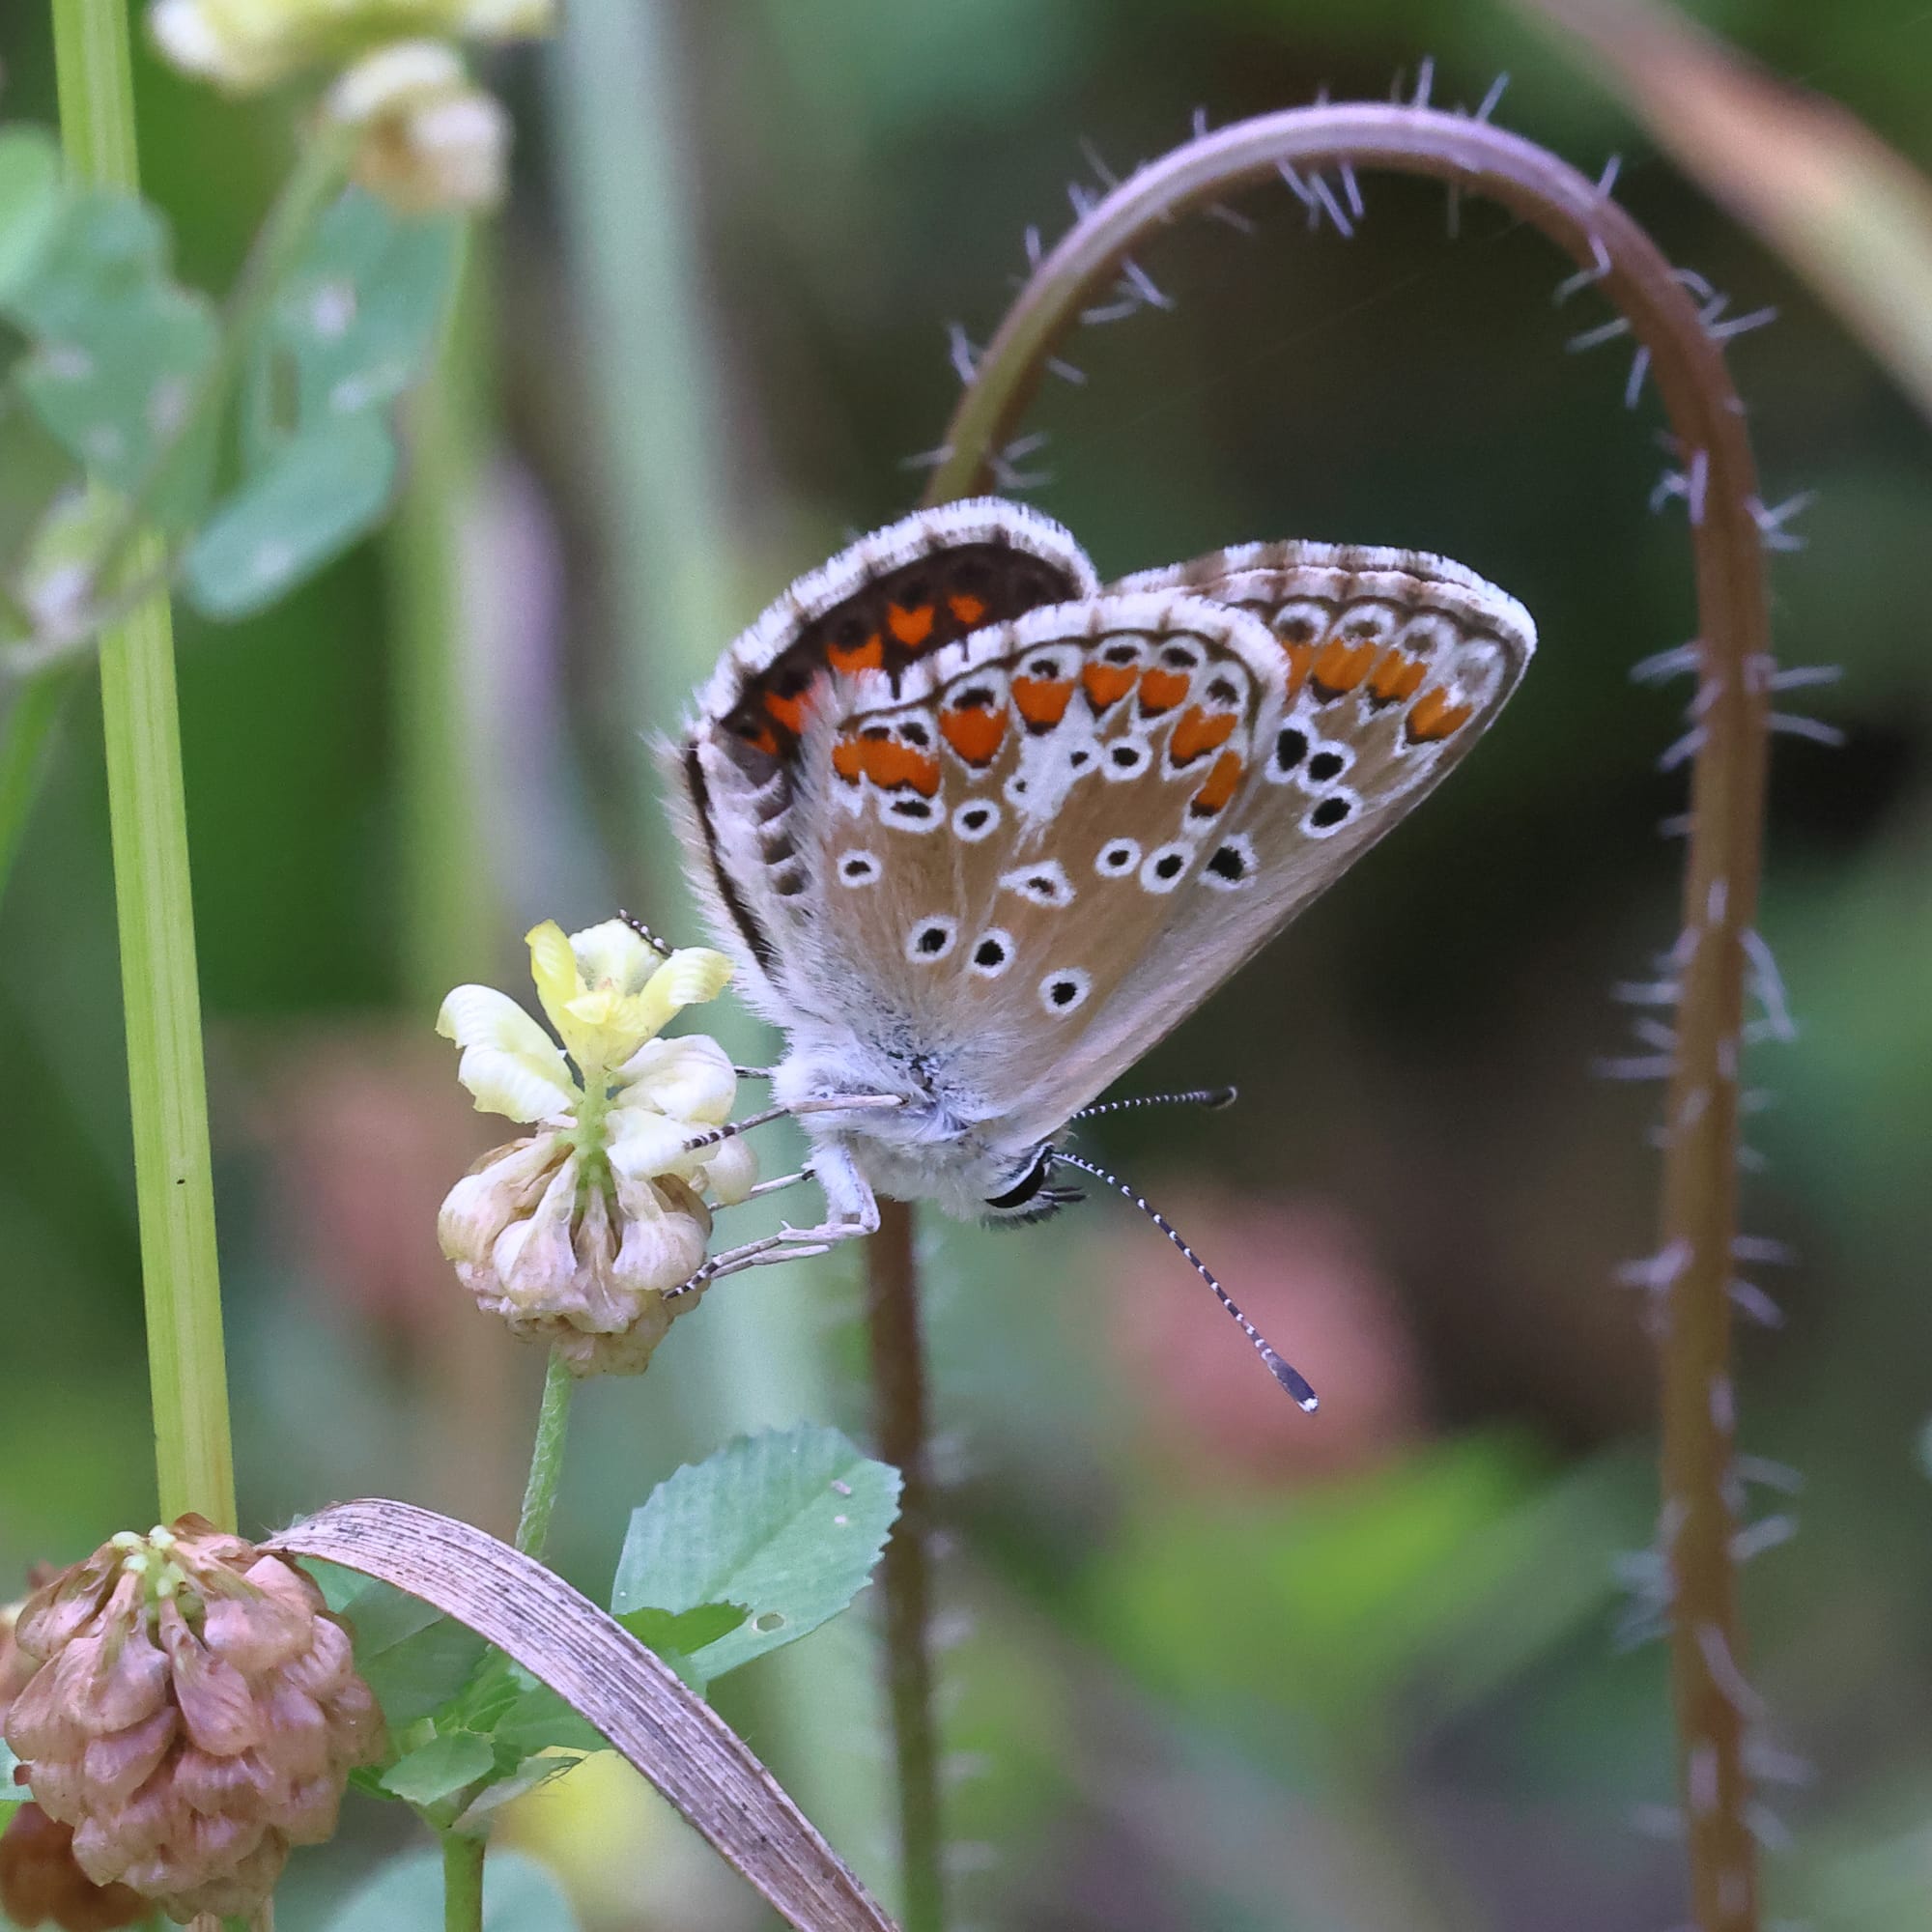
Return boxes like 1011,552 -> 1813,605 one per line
923,104 -> 1770,1932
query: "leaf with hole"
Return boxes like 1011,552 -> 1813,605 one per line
612,1425 -> 899,1678
183,411 -> 396,619
245,186 -> 460,463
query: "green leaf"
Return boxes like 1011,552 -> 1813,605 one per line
0,128 -> 63,303
3,191 -> 218,524
619,1601 -> 749,1650
488,1680 -> 609,1758
612,1425 -> 900,1679
182,411 -> 396,619
330,1573 -> 491,1728
320,1847 -> 580,1932
246,186 -> 460,462
379,1729 -> 497,1807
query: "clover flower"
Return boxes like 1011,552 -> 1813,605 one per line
145,0 -> 552,213
437,919 -> 756,1378
147,0 -> 551,93
1,1521 -> 383,1923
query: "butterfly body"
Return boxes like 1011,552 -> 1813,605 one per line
669,499 -> 1534,1272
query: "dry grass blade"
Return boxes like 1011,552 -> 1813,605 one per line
1522,0 -> 1932,422
270,1498 -> 899,1932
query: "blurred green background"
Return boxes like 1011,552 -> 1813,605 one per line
3,2 -> 1929,1928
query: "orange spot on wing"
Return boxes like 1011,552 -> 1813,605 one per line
1310,637 -> 1379,699
1368,649 -> 1428,705
863,741 -> 943,795
948,592 -> 987,626
1012,676 -> 1074,730
940,705 -> 1007,766
1167,705 -> 1237,767
1406,689 -> 1475,743
739,721 -> 781,756
1281,639 -> 1317,700
826,632 -> 884,673
1082,662 -> 1137,711
1190,750 -> 1244,817
832,736 -> 866,782
763,688 -> 811,734
1138,667 -> 1191,715
888,602 -> 936,647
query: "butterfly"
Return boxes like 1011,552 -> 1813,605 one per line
667,498 -> 1533,1404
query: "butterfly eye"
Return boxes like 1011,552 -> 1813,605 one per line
983,1146 -> 1054,1212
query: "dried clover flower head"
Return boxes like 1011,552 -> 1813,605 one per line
2,1520 -> 384,1923
0,1804 -> 147,1932
439,919 -> 755,1377
3,1586 -> 146,1932
326,40 -> 510,214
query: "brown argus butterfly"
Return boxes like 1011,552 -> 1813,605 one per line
667,499 -> 1534,1403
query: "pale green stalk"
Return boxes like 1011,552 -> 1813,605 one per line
514,1347 -> 574,1559
440,1830 -> 485,1932
50,0 -> 234,1530
387,229 -> 498,1012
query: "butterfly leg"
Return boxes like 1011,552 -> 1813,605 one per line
666,1147 -> 878,1297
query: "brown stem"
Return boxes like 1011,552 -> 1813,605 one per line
864,1199 -> 945,1932
923,104 -> 1769,1932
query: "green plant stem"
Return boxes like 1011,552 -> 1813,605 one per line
0,665 -> 74,900
514,1346 -> 574,1559
864,1202 -> 943,1932
440,1830 -> 485,1932
927,105 -> 1770,1932
389,226 -> 497,1012
51,0 -> 235,1531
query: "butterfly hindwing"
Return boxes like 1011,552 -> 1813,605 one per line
785,591 -> 1288,1094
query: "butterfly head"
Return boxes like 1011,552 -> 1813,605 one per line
980,1143 -> 1084,1226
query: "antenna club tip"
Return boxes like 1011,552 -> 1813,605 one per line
1207,1086 -> 1238,1109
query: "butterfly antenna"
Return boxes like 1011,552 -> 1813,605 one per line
1071,1086 -> 1237,1122
1049,1148 -> 1318,1412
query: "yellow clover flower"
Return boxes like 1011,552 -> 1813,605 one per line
436,919 -> 755,1377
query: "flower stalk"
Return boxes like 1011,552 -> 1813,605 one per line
50,0 -> 236,1533
923,104 -> 1771,1932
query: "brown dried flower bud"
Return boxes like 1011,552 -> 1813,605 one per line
2,1520 -> 384,1922
0,1805 -> 147,1932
